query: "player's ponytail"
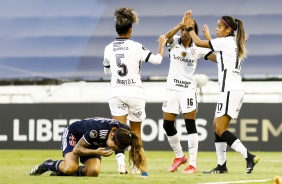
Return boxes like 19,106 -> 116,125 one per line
128,132 -> 146,170
235,18 -> 247,60
221,16 -> 247,61
114,128 -> 146,171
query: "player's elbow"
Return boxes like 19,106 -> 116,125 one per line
149,54 -> 163,65
72,147 -> 80,155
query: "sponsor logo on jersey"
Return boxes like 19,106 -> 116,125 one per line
133,111 -> 142,118
113,47 -> 129,51
68,134 -> 77,146
173,54 -> 194,66
113,42 -> 128,51
174,79 -> 191,88
89,130 -> 98,138
100,130 -> 109,139
118,103 -> 127,110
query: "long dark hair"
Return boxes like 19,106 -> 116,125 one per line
113,128 -> 145,169
221,15 -> 247,60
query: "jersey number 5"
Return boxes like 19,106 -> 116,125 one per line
115,54 -> 128,77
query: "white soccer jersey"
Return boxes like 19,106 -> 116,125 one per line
103,38 -> 158,99
166,35 -> 212,92
209,36 -> 245,92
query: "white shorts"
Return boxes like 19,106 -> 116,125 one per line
108,96 -> 146,122
215,91 -> 245,119
162,89 -> 197,114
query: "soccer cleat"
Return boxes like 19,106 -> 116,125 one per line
245,154 -> 259,174
132,165 -> 141,174
167,155 -> 188,172
30,159 -> 52,176
181,165 -> 197,173
118,164 -> 129,174
203,161 -> 228,174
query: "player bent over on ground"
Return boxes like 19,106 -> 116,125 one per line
29,117 -> 148,177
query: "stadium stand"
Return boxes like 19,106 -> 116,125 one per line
0,0 -> 281,82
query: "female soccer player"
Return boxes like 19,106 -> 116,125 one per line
103,7 -> 167,174
185,10 -> 259,174
29,117 -> 148,177
162,13 -> 216,173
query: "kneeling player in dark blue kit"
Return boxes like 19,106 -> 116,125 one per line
29,117 -> 148,177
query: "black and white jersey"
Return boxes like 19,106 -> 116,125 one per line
103,38 -> 162,99
67,117 -> 129,147
166,35 -> 212,92
209,36 -> 245,92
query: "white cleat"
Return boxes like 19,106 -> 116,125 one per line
118,164 -> 129,174
132,165 -> 141,174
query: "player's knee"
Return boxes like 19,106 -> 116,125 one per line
163,120 -> 177,136
84,168 -> 100,177
214,128 -> 224,137
62,164 -> 79,174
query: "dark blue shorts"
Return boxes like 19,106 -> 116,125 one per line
61,127 -> 101,164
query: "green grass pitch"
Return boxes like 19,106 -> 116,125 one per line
0,150 -> 281,184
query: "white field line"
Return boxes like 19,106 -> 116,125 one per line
199,178 -> 272,184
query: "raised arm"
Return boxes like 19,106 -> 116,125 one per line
164,14 -> 186,43
184,10 -> 210,48
157,35 -> 168,56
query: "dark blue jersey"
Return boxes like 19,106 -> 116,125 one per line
67,117 -> 130,147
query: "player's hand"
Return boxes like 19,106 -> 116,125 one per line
96,147 -> 114,157
158,35 -> 168,46
244,33 -> 249,41
183,10 -> 194,28
203,24 -> 212,40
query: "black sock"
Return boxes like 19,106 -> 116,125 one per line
220,130 -> 238,147
163,120 -> 177,136
44,160 -> 62,172
74,166 -> 84,176
184,119 -> 197,134
215,133 -> 225,142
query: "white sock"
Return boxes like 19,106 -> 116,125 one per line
188,133 -> 198,167
231,139 -> 248,158
215,142 -> 227,165
167,134 -> 184,158
116,153 -> 126,166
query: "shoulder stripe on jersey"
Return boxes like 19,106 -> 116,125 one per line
209,41 -> 214,51
204,51 -> 213,60
225,91 -> 230,114
145,52 -> 152,62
